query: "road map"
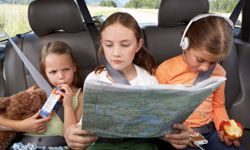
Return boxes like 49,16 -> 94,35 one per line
82,77 -> 226,138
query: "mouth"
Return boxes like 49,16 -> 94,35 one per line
112,60 -> 122,64
55,82 -> 65,86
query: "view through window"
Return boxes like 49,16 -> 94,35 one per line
209,0 -> 241,27
0,0 -> 241,41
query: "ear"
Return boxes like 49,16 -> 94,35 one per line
136,38 -> 143,53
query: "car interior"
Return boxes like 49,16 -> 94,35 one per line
0,0 -> 249,149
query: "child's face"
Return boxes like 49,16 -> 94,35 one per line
184,48 -> 223,72
101,23 -> 143,73
44,53 -> 76,87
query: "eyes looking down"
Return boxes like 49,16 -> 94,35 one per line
183,48 -> 224,72
100,23 -> 143,73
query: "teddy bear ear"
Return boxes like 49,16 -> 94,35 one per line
0,98 -> 10,110
26,85 -> 37,92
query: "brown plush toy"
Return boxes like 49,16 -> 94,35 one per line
0,86 -> 46,149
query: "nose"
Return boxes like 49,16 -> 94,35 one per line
198,63 -> 210,72
57,71 -> 64,80
112,47 -> 121,57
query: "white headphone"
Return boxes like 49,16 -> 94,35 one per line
179,13 -> 234,50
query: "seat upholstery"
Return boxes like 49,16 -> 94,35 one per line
230,41 -> 250,148
144,0 -> 209,64
220,43 -> 241,111
3,0 -> 98,96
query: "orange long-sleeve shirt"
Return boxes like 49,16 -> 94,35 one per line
156,55 -> 229,131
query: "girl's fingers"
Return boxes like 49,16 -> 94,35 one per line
166,133 -> 189,140
58,84 -> 71,93
37,116 -> 51,124
36,125 -> 47,133
167,138 -> 189,145
173,124 -> 189,131
73,135 -> 97,144
224,136 -> 233,146
233,140 -> 240,147
31,111 -> 40,118
218,131 -> 225,142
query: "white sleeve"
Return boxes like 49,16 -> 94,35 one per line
84,71 -> 97,83
150,76 -> 159,85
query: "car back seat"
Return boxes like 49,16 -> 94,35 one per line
3,0 -> 98,96
144,0 -> 241,115
230,40 -> 250,148
143,0 -> 245,147
2,0 -> 247,148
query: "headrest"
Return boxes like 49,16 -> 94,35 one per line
158,0 -> 209,27
28,0 -> 83,37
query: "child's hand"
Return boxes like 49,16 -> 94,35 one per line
65,124 -> 97,149
163,124 -> 190,149
218,130 -> 241,147
218,119 -> 243,147
18,112 -> 50,133
57,84 -> 74,108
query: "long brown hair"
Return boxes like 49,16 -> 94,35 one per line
39,41 -> 83,88
96,12 -> 156,74
186,16 -> 233,59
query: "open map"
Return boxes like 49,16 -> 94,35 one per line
82,77 -> 226,138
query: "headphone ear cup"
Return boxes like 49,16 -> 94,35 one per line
182,37 -> 189,50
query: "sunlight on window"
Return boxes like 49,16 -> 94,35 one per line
0,4 -> 31,39
209,0 -> 241,27
0,0 -> 242,41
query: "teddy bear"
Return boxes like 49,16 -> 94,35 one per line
0,86 -> 46,149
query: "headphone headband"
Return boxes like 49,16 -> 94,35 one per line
180,13 -> 234,50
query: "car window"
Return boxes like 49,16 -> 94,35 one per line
0,0 -> 160,41
0,1 -> 31,41
86,0 -> 159,27
209,0 -> 241,28
0,0 -> 241,42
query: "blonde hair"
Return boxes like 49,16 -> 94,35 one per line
39,41 -> 82,88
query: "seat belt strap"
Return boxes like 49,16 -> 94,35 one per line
103,58 -> 131,84
4,31 -> 64,122
193,66 -> 215,85
229,0 -> 246,25
4,32 -> 52,95
76,0 -> 130,85
76,0 -> 100,58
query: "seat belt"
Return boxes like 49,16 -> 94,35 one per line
76,0 -> 130,85
229,0 -> 246,25
193,66 -> 215,85
3,31 -> 64,122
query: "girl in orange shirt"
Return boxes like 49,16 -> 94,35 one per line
156,14 -> 245,150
